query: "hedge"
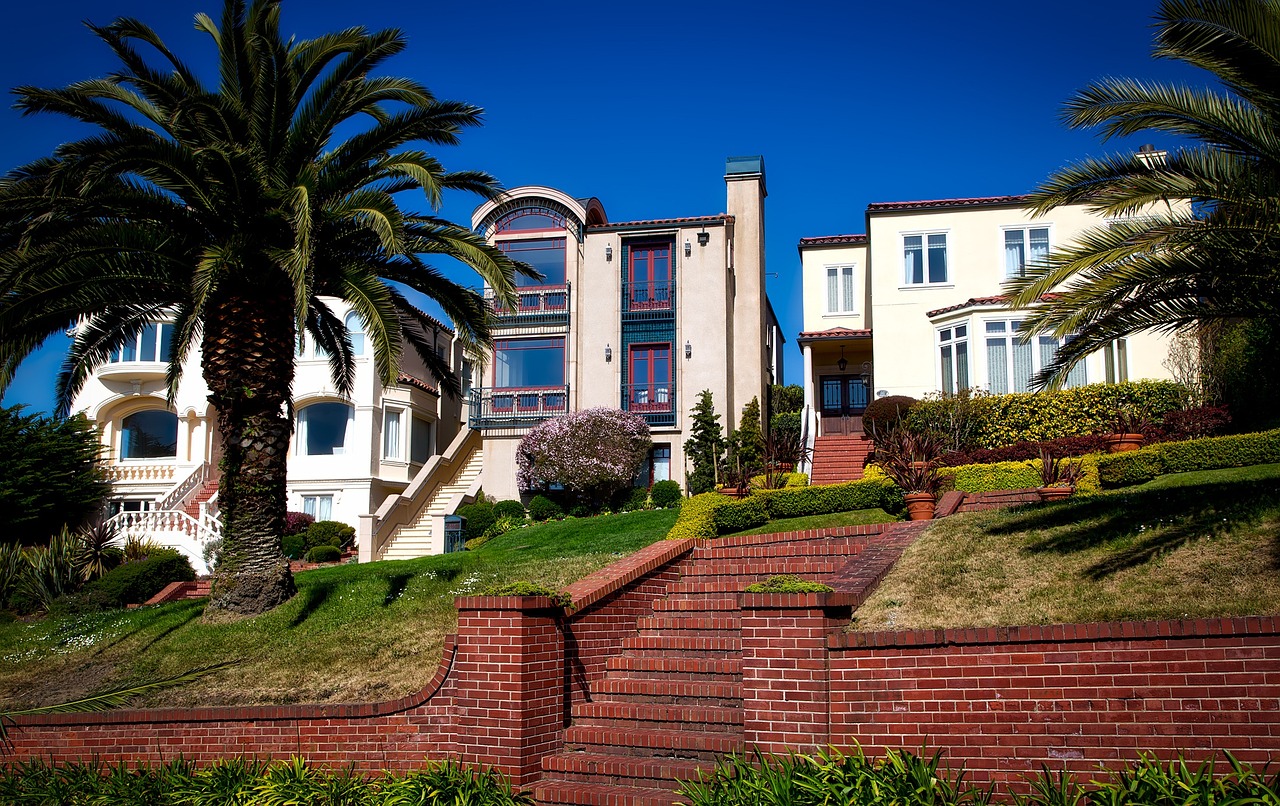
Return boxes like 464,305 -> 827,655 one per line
908,380 -> 1186,449
936,455 -> 1101,495
1097,428 -> 1280,488
56,551 -> 195,613
667,477 -> 900,541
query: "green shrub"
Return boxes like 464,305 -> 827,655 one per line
666,493 -> 724,540
650,480 -> 683,509
744,575 -> 834,594
863,395 -> 918,438
478,581 -> 571,607
526,494 -> 563,522
492,499 -> 526,520
304,545 -> 342,563
751,471 -> 809,489
667,478 -> 901,541
712,496 -> 769,533
281,533 -> 306,560
1098,428 -> 1280,488
63,550 -> 195,612
483,515 -> 525,539
463,534 -> 493,551
302,520 -> 355,551
933,454 -> 1102,495
457,499 -> 496,539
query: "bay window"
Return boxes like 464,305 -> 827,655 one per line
493,338 -> 565,389
985,319 -> 1086,394
938,325 -> 970,394
120,410 -> 178,459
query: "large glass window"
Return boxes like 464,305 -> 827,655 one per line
120,410 -> 178,459
904,233 -> 948,285
986,319 -> 1085,394
499,239 -> 566,287
110,323 -> 174,363
383,409 -> 402,461
628,243 -> 672,310
495,208 -> 565,233
826,266 -> 856,313
938,325 -> 970,394
410,416 -> 432,464
297,402 -> 353,456
629,344 -> 672,411
493,338 -> 565,388
1004,227 -> 1050,278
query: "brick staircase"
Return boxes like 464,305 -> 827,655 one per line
533,532 -> 871,805
181,480 -> 220,519
809,433 -> 875,485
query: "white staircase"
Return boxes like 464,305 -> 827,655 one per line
379,447 -> 484,560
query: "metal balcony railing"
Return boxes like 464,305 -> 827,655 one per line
623,381 -> 676,427
621,281 -> 675,319
469,386 -> 569,429
484,285 -> 569,326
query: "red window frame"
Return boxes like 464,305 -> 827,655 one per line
628,343 -> 672,413
628,243 -> 672,311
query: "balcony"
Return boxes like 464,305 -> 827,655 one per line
97,360 -> 168,382
485,285 -> 569,328
623,381 -> 676,428
469,386 -> 569,429
622,281 -> 675,321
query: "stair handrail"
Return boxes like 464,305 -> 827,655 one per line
104,508 -> 222,547
156,462 -> 213,512
365,426 -> 481,561
800,404 -> 816,474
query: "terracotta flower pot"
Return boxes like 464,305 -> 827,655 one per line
1104,433 -> 1144,453
719,486 -> 749,500
904,491 -> 935,521
1037,485 -> 1074,502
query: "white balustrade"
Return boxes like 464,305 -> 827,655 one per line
105,464 -> 176,483
157,462 -> 211,511
105,509 -> 222,547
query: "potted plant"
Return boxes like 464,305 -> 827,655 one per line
876,428 -> 943,520
1104,407 -> 1148,453
1037,446 -> 1083,502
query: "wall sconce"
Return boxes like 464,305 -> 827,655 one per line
697,230 -> 710,246
604,344 -> 612,363
684,340 -> 692,359
605,245 -> 613,261
837,346 -> 848,373
684,240 -> 692,258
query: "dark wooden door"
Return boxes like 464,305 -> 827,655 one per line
819,375 -> 869,436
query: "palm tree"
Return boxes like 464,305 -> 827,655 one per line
1007,0 -> 1280,390
0,0 -> 528,617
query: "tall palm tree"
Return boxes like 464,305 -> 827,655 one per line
0,0 -> 528,617
1007,0 -> 1280,390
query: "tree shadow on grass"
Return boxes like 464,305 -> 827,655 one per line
382,574 -> 411,606
983,479 -> 1280,580
288,582 -> 332,628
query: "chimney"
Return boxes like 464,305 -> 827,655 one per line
724,156 -> 768,421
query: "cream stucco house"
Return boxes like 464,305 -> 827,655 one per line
797,192 -> 1175,467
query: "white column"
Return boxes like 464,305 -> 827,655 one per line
801,344 -> 815,412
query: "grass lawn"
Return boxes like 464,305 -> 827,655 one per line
852,464 -> 1280,631
724,509 -> 896,537
0,508 -> 677,710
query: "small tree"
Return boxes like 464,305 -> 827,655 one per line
770,384 -> 804,415
517,408 -> 652,507
730,397 -> 766,475
0,407 -> 109,544
684,391 -> 727,494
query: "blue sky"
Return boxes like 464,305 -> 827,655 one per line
0,0 -> 1200,414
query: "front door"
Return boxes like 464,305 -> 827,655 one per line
819,375 -> 869,436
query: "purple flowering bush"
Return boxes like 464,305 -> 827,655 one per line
517,408 -> 652,506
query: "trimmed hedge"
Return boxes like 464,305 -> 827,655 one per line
301,520 -> 355,551
1098,428 -> 1280,488
492,500 -> 527,520
305,545 -> 342,563
59,550 -> 195,612
936,455 -> 1101,495
667,477 -> 900,541
650,480 -> 683,509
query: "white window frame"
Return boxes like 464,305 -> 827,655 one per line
296,402 -> 354,456
1001,225 -> 1052,279
301,494 -> 334,522
901,230 -> 950,287
1104,338 -> 1129,383
937,323 -> 970,395
344,311 -> 365,357
824,264 -> 857,314
983,317 -> 1086,394
382,407 -> 404,462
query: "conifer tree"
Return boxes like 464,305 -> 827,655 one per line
684,390 -> 726,495
730,397 -> 766,475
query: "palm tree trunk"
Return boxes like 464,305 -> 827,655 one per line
202,290 -> 297,618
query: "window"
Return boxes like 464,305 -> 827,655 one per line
1105,338 -> 1129,383
628,243 -> 673,310
498,238 -> 566,287
903,233 -> 948,285
826,266 -> 856,313
297,402 -> 353,456
302,494 -> 333,521
462,359 -> 474,399
383,409 -> 402,461
628,344 -> 672,412
985,319 -> 1085,394
410,416 -> 432,464
635,444 -> 672,487
495,207 -> 565,233
120,410 -> 178,459
344,311 -> 364,356
1004,227 -> 1050,278
938,325 -> 970,394
493,338 -> 565,388
110,323 -> 174,363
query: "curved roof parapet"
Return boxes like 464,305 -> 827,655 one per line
471,186 -> 607,237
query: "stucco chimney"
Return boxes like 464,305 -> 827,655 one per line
724,156 -> 768,422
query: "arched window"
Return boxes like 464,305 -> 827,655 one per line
495,207 -> 565,233
296,402 -> 353,456
120,410 -> 178,459
344,311 -> 365,356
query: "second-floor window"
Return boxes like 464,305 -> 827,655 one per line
494,338 -> 565,389
297,402 -> 353,456
1004,227 -> 1050,278
120,410 -> 178,459
499,238 -> 566,287
938,325 -> 970,394
903,233 -> 948,285
110,323 -> 174,363
826,265 -> 856,313
628,243 -> 672,310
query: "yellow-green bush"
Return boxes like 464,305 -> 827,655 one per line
1098,428 -> 1280,488
666,477 -> 899,540
666,493 -> 724,540
749,472 -> 809,489
936,456 -> 1102,495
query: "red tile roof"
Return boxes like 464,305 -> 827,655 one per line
798,233 -> 869,247
587,214 -> 732,230
867,195 -> 1031,214
797,326 -> 873,342
926,292 -> 1062,318
396,373 -> 439,395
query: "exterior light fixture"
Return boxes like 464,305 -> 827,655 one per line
605,245 -> 613,261
697,229 -> 710,247
684,340 -> 692,359
684,240 -> 692,257
837,346 -> 848,373
605,344 -> 612,362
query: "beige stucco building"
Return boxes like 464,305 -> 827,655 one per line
798,193 -> 1175,440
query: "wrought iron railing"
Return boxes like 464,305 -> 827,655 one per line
484,284 -> 569,324
623,381 -> 676,427
469,386 -> 570,429
621,281 -> 675,319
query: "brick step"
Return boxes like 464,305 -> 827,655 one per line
563,726 -> 742,761
680,560 -> 844,577
621,635 -> 739,654
540,752 -> 709,790
533,779 -> 687,806
592,677 -> 742,705
605,656 -> 741,678
634,615 -> 740,633
665,579 -> 804,595
690,540 -> 868,560
571,702 -> 742,731
651,595 -> 740,612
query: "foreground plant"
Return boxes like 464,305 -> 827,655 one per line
0,0 -> 528,617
